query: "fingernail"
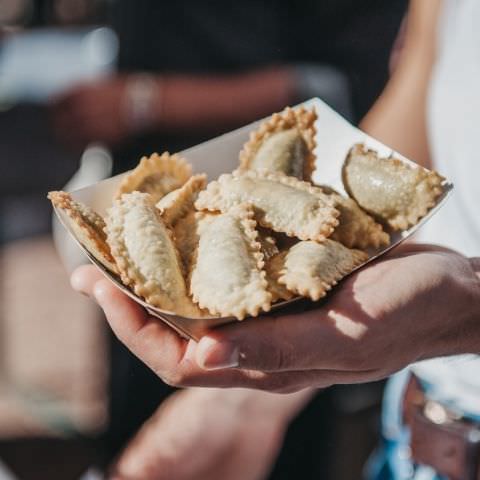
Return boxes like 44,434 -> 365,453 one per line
197,337 -> 239,370
70,273 -> 87,295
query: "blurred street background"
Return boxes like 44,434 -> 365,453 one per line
0,0 -> 406,478
1,1 -> 112,478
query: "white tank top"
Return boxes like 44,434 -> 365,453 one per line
412,0 -> 480,417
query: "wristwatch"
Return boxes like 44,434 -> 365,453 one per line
124,73 -> 162,133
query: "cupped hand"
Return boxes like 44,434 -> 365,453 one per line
51,77 -> 132,149
71,244 -> 480,393
109,386 -> 305,480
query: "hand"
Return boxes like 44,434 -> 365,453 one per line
71,245 -> 480,392
108,387 -> 311,480
51,76 -> 133,148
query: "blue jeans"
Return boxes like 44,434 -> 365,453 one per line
365,369 -> 447,480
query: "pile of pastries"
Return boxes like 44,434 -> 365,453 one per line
49,106 -> 444,320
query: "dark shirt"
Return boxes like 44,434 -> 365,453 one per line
105,1 -> 407,478
110,0 -> 407,172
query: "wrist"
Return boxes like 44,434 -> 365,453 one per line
123,73 -> 163,134
158,67 -> 297,131
435,257 -> 480,357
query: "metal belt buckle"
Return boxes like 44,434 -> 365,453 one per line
423,399 -> 480,480
423,400 -> 461,425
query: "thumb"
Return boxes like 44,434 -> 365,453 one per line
195,312 -> 324,373
70,264 -> 104,297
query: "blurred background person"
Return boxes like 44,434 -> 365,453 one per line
1,2 -> 115,479
51,0 -> 407,169
360,0 -> 480,478
71,1 -> 480,479
0,0 -> 406,478
58,2 -> 407,479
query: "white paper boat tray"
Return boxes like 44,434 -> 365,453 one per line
53,98 -> 453,341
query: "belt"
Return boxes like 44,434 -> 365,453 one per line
403,374 -> 480,480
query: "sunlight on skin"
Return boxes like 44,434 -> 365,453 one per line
70,245 -> 480,392
326,309 -> 368,339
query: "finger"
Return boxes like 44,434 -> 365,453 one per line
49,92 -> 74,111
266,367 -> 381,391
90,279 -> 269,388
88,279 -> 359,391
184,367 -> 381,393
70,265 -> 104,296
388,242 -> 460,257
195,310 -> 360,373
93,278 -> 176,350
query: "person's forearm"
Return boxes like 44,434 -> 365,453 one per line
469,257 -> 480,336
150,67 -> 296,133
360,0 -> 442,168
431,257 -> 480,358
241,388 -> 316,426
110,387 -> 316,479
461,258 -> 480,352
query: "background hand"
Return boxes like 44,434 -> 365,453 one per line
51,76 -> 132,149
109,387 -> 311,480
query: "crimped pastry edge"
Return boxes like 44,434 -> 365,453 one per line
239,106 -> 317,181
278,240 -> 368,301
195,169 -> 340,242
343,143 -> 444,231
115,152 -> 192,201
190,203 -> 272,320
48,190 -> 118,273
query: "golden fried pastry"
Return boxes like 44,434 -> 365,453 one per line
152,174 -> 207,277
173,211 -> 200,277
256,230 -> 288,301
190,204 -> 272,320
48,191 -> 117,273
195,170 -> 339,242
319,186 -> 390,249
239,106 -> 316,180
343,144 -> 444,230
116,152 -> 192,203
264,253 -> 295,302
275,239 -> 368,301
257,228 -> 280,262
156,174 -> 207,226
105,191 -> 202,317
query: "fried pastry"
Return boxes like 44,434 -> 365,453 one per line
264,253 -> 295,302
173,211 -> 200,277
156,174 -> 207,226
190,204 -> 272,320
156,174 -> 207,278
319,186 -> 390,249
172,213 -> 212,317
48,191 -> 117,273
116,152 -> 192,203
257,228 -> 280,261
239,106 -> 316,180
195,170 -> 339,242
105,191 -> 201,317
275,240 -> 368,301
257,230 -> 291,301
343,144 -> 444,230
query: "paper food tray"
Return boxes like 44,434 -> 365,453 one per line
53,98 -> 453,341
